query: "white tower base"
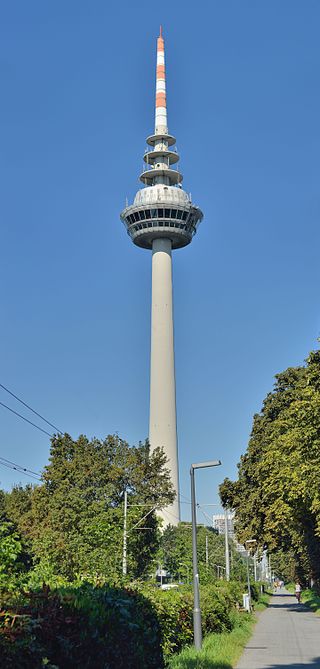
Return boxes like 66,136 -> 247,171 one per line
149,238 -> 180,527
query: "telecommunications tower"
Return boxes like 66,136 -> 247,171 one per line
120,28 -> 203,526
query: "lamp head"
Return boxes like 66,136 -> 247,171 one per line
191,460 -> 221,470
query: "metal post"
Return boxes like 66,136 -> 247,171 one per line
269,554 -> 272,586
253,552 -> 257,582
246,552 -> 251,611
224,509 -> 230,581
191,466 -> 202,650
122,489 -> 128,575
205,534 -> 209,570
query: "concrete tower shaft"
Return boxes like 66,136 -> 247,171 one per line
120,29 -> 203,527
149,238 -> 179,526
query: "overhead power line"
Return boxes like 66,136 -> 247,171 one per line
179,491 -> 191,504
0,456 -> 41,482
0,401 -> 53,437
0,455 -> 41,478
0,383 -> 63,434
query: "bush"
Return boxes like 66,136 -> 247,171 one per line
139,581 -> 243,661
0,584 -> 163,669
0,580 -> 248,668
249,581 -> 262,602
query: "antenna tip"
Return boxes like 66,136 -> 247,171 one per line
159,25 -> 163,37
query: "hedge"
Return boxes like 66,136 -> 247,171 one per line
0,580 -> 247,668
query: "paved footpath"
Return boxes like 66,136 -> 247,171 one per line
236,590 -> 320,668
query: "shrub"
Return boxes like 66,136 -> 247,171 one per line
0,584 -> 163,669
139,581 -> 242,661
0,580 -> 249,667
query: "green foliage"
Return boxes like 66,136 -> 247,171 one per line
3,434 -> 174,582
0,580 -> 246,668
140,580 -> 244,660
0,522 -> 30,591
0,584 -> 163,668
268,548 -> 296,583
220,349 -> 320,585
159,523 -> 246,584
286,585 -> 320,613
168,613 -> 254,669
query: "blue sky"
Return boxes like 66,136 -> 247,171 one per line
1,1 -> 319,521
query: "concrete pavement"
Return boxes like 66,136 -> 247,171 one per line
236,590 -> 320,668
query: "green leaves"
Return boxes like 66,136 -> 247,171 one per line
3,434 -> 175,583
159,523 -> 246,584
0,522 -> 25,590
220,348 -> 320,584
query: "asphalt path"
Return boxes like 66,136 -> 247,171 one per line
236,590 -> 320,668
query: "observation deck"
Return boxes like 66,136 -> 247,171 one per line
121,123 -> 203,249
120,27 -> 203,252
121,200 -> 203,250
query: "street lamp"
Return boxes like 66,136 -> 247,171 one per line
224,508 -> 230,581
245,539 -> 257,611
190,459 -> 222,650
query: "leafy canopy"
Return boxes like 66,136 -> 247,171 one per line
3,434 -> 175,582
220,349 -> 320,583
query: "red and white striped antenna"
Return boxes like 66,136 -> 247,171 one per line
155,26 -> 168,135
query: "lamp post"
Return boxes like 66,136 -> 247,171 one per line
224,509 -> 230,581
245,539 -> 257,611
122,489 -> 128,576
190,459 -> 221,650
253,552 -> 258,582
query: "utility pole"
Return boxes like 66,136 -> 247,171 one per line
205,534 -> 209,570
246,551 -> 251,611
224,509 -> 230,581
253,552 -> 257,582
122,489 -> 128,576
269,554 -> 272,586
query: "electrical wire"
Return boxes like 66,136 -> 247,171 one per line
128,505 -> 158,533
0,455 -> 41,478
179,491 -> 191,504
0,401 -> 53,437
162,506 -> 181,524
0,382 -> 63,434
197,505 -> 213,526
0,458 -> 41,482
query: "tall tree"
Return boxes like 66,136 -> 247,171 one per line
5,434 -> 175,581
220,349 -> 320,584
159,523 -> 246,583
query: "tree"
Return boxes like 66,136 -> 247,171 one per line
159,523 -> 246,583
0,522 -> 25,590
0,488 -> 32,589
5,434 -> 175,582
220,349 -> 320,584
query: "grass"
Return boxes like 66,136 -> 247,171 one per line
254,592 -> 270,611
286,582 -> 320,614
302,589 -> 320,614
168,593 -> 270,669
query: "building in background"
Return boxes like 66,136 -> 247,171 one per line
212,512 -> 235,539
120,28 -> 203,526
